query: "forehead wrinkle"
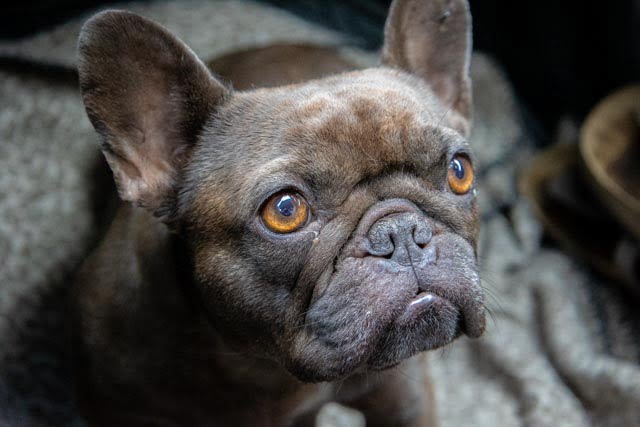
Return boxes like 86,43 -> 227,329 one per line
409,127 -> 454,168
282,86 -> 451,196
424,125 -> 469,156
244,155 -> 297,182
238,155 -> 300,210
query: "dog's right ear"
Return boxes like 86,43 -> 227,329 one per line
78,10 -> 229,219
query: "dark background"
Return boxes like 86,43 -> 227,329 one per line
2,0 -> 639,139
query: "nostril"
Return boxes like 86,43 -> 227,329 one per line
413,222 -> 432,247
366,244 -> 394,259
367,225 -> 395,258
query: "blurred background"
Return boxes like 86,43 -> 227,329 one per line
2,0 -> 639,139
1,1 -> 639,426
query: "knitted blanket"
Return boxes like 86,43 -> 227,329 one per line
1,1 -> 639,426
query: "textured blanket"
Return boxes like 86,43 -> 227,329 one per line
1,1 -> 639,426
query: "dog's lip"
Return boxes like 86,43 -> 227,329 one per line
405,289 -> 485,338
409,291 -> 436,307
403,290 -> 448,321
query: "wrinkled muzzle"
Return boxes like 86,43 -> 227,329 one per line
288,199 -> 485,382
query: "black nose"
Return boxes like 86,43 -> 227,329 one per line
366,212 -> 433,266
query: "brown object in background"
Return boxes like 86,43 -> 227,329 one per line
521,85 -> 640,294
520,143 -> 637,293
580,85 -> 640,240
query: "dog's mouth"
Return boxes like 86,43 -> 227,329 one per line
410,291 -> 436,306
408,291 -> 438,313
288,236 -> 484,382
364,281 -> 484,371
407,284 -> 486,339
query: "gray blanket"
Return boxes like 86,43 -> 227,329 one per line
1,1 -> 639,426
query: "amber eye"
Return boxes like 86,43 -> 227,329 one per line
261,192 -> 310,233
448,154 -> 474,194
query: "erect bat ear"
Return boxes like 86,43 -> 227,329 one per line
78,10 -> 230,219
382,0 -> 472,136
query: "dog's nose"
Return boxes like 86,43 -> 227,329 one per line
367,212 -> 432,266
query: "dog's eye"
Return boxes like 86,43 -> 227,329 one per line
448,154 -> 474,194
261,192 -> 310,233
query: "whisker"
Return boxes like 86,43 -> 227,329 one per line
396,366 -> 422,386
435,106 -> 453,129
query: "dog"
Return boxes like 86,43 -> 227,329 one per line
72,0 -> 484,425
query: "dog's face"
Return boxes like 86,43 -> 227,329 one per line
78,0 -> 484,382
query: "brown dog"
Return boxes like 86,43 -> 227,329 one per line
72,0 -> 484,425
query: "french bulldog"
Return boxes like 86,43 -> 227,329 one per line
72,0 -> 485,425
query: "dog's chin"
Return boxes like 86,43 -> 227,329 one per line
288,293 -> 472,382
287,276 -> 483,382
366,292 -> 467,371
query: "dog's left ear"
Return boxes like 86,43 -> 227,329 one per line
382,0 -> 472,135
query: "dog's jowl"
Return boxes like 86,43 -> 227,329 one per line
73,0 -> 484,425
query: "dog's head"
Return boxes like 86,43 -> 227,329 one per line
78,0 -> 484,382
